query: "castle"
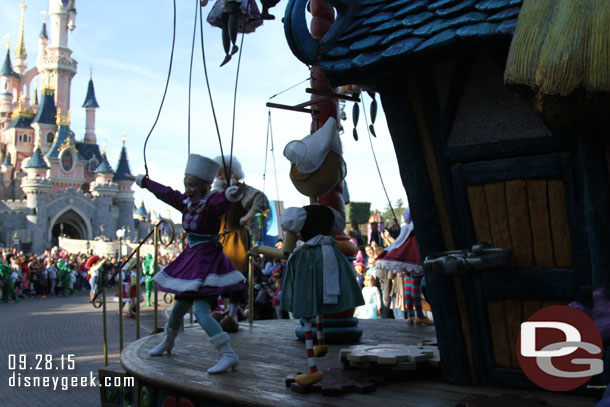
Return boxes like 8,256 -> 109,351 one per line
0,1 -> 137,253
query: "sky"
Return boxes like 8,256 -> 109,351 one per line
0,0 -> 407,223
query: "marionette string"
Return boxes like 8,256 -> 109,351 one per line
198,1 -> 230,181
187,0 -> 199,155
267,77 -> 310,100
361,96 -> 397,222
262,110 -> 282,214
142,0 -> 177,178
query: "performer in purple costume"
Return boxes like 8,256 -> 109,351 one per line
134,154 -> 246,374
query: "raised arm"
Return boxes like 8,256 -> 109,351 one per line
134,175 -> 186,212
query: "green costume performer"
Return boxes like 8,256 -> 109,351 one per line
1,256 -> 18,303
57,261 -> 74,296
142,254 -> 156,306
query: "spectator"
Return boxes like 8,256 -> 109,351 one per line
353,275 -> 382,319
348,220 -> 363,247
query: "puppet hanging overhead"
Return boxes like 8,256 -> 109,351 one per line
207,0 -> 263,66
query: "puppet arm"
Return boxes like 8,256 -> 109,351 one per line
248,231 -> 297,260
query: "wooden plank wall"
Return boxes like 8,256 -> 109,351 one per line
466,179 -> 571,369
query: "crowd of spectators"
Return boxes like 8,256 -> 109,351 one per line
1,215 -> 431,324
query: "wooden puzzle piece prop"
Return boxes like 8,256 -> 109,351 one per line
339,344 -> 440,370
286,368 -> 382,396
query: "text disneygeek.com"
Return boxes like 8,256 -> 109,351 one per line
7,354 -> 134,390
9,372 -> 135,391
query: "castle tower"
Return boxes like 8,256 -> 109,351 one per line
13,2 -> 28,76
37,12 -> 49,66
1,43 -> 20,128
113,135 -> 135,239
5,100 -> 36,171
91,146 -> 118,239
82,74 -> 99,143
31,88 -> 58,154
22,137 -> 52,253
1,153 -> 14,188
39,0 -> 77,113
44,110 -> 87,191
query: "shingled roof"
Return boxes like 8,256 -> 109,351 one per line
285,0 -> 522,85
93,153 -> 114,175
24,147 -> 49,169
32,89 -> 57,125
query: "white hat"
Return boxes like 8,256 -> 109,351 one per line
213,155 -> 245,181
185,154 -> 220,184
283,117 -> 346,177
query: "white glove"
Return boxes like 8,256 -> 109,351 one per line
135,174 -> 146,188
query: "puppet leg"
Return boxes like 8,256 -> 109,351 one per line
404,275 -> 415,325
313,315 -> 327,357
413,275 -> 433,325
295,319 -> 324,386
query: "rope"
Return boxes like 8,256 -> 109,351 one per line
268,77 -> 310,100
143,0 -> 177,177
198,3 -> 229,180
228,4 -> 250,187
361,95 -> 397,222
187,0 -> 199,156
262,110 -> 271,194
268,111 -> 282,214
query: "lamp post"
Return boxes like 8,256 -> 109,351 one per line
116,227 -> 125,260
115,227 -> 125,351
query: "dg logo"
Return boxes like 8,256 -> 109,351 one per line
517,305 -> 603,391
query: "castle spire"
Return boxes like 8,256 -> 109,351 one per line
114,134 -> 132,182
40,11 -> 48,40
82,75 -> 99,108
83,73 -> 99,143
14,2 -> 28,75
1,37 -> 19,78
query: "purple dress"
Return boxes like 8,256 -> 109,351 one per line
143,178 -> 246,297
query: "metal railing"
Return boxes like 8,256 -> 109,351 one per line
91,220 -> 175,366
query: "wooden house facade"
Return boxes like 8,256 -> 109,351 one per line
284,0 -> 610,388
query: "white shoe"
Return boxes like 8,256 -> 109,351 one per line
207,332 -> 239,374
148,325 -> 179,356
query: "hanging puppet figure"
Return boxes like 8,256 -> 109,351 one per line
133,154 -> 246,374
249,118 -> 364,386
376,209 -> 434,326
212,155 -> 270,332
206,0 -> 263,67
142,254 -> 156,307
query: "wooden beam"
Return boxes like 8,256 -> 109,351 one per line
265,102 -> 316,114
306,88 -> 361,102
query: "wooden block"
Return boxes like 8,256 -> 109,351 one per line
548,180 -> 572,267
486,300 -> 512,368
522,299 -> 542,320
504,299 -> 523,369
527,180 -> 555,268
467,185 -> 493,244
505,180 -> 535,268
484,182 -> 512,249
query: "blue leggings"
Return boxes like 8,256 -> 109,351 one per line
167,299 -> 222,337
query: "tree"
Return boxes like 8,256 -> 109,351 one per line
381,199 -> 406,226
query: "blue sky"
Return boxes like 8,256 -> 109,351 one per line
1,0 -> 405,222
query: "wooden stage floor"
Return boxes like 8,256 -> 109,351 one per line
121,319 -> 596,407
